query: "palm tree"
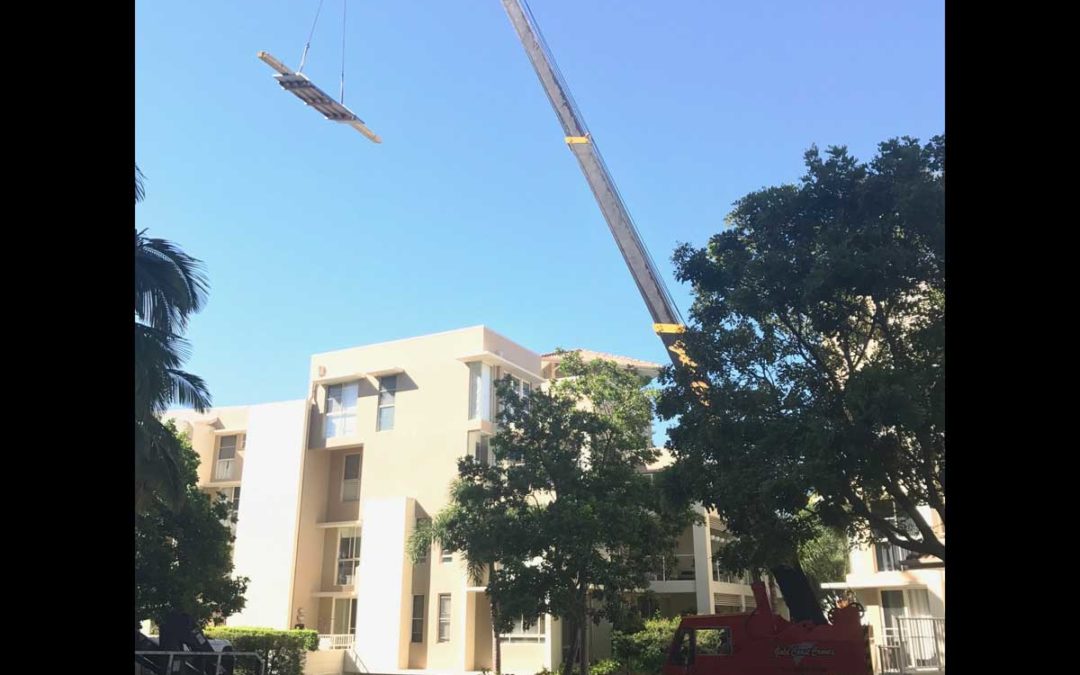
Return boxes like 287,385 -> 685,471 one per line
135,164 -> 212,510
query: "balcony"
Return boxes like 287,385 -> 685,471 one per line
213,458 -> 238,482
876,618 -> 945,674
712,561 -> 751,585
646,554 -> 696,582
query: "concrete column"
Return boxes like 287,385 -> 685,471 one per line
354,497 -> 415,671
691,507 -> 712,614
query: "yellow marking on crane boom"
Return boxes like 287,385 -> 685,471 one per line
565,136 -> 591,144
660,331 -> 712,407
654,323 -> 686,334
666,341 -> 699,370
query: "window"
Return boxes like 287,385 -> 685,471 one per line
440,544 -> 453,564
500,615 -> 546,643
872,501 -> 919,572
411,595 -> 425,643
713,593 -> 741,615
415,518 -> 431,563
881,588 -> 932,630
215,435 -> 240,480
332,598 -> 357,636
377,376 -> 397,431
342,454 -> 361,501
695,627 -> 732,656
670,627 -> 732,664
325,382 -> 359,438
468,362 -> 483,420
467,430 -> 491,465
216,486 -> 241,534
497,373 -> 533,419
437,594 -> 451,642
337,527 -> 361,585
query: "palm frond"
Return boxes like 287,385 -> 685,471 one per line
135,233 -> 209,332
135,164 -> 146,203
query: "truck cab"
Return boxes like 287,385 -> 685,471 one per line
662,582 -> 872,675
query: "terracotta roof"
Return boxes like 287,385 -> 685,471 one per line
540,349 -> 662,372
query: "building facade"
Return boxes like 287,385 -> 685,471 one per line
821,507 -> 945,674
165,326 -> 757,675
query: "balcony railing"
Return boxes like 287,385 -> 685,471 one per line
318,634 -> 355,651
214,459 -> 236,481
877,618 -> 945,674
712,561 -> 751,585
646,554 -> 695,581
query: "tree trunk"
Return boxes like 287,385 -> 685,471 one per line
578,589 -> 589,675
561,616 -> 579,675
579,620 -> 589,675
489,563 -> 502,675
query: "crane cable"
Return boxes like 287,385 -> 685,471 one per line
297,0 -> 325,74
339,0 -> 348,104
297,0 -> 351,106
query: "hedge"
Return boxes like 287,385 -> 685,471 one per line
203,627 -> 318,675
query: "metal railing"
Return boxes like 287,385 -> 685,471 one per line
135,650 -> 265,675
876,618 -> 945,674
214,459 -> 236,481
318,633 -> 356,650
712,561 -> 751,585
645,553 -> 695,581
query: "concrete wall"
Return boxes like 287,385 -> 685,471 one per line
353,497 -> 415,671
227,400 -> 307,628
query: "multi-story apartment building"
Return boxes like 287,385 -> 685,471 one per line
821,506 -> 945,674
164,326 -> 757,675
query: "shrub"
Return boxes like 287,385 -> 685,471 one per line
203,627 -> 318,675
589,658 -> 623,675
611,615 -> 680,675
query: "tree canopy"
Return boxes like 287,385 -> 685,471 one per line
410,352 -> 695,675
135,420 -> 249,627
658,136 -> 945,573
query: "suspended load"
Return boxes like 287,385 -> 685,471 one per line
257,51 -> 381,143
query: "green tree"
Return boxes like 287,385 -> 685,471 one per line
135,420 -> 249,627
135,164 -> 212,511
658,136 -> 945,577
414,352 -> 694,675
798,522 -> 849,606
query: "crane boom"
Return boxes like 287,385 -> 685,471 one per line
499,0 -> 830,628
500,0 -> 684,339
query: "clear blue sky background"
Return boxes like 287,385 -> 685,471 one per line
136,0 -> 944,438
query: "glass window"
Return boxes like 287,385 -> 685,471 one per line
342,453 -> 361,501
332,598 -> 357,635
215,436 -> 240,481
695,627 -> 732,656
377,376 -> 397,431
326,382 -> 359,438
337,527 -> 361,585
500,615 -> 547,643
437,594 -> 451,642
467,430 -> 490,465
411,595 -> 425,643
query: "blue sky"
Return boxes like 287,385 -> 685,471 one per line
136,0 -> 944,434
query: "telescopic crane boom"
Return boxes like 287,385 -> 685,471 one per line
499,0 -> 827,627
499,0 -> 694,365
